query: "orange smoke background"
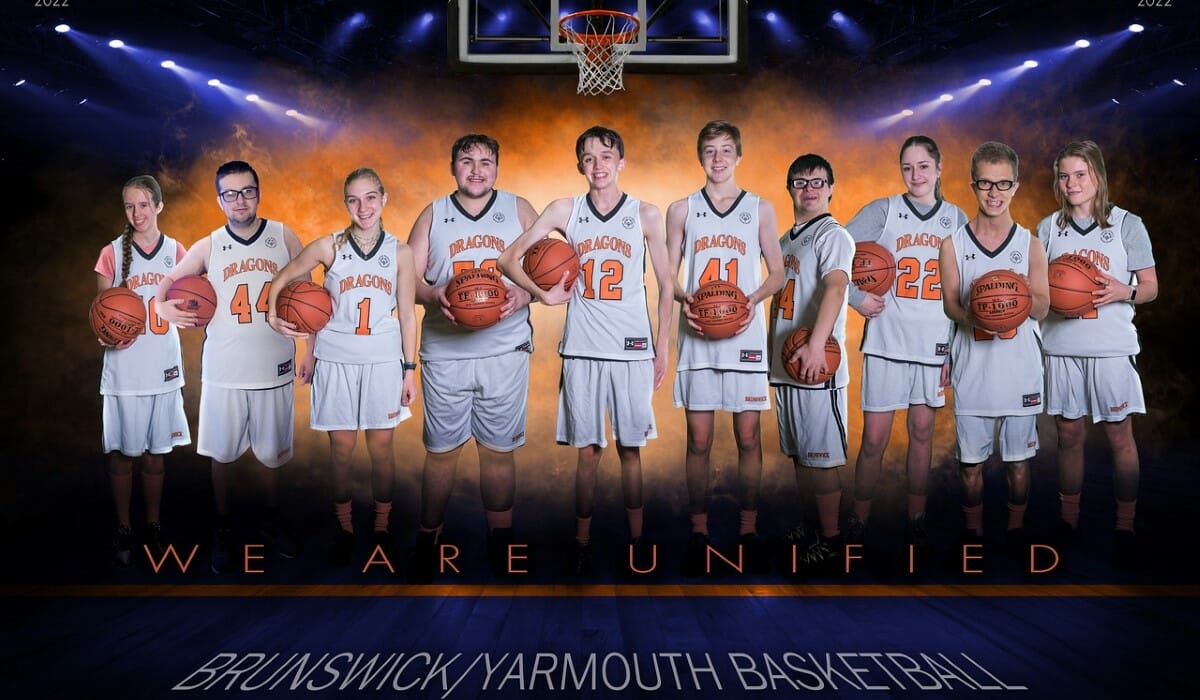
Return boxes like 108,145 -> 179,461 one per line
12,68 -> 1188,530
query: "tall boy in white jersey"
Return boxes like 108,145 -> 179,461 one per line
768,154 -> 855,573
499,125 -> 674,576
938,142 -> 1049,560
665,120 -> 783,577
406,134 -> 539,582
157,160 -> 305,573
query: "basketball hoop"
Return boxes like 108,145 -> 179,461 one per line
558,10 -> 641,96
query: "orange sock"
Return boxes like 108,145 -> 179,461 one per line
816,491 -> 842,539
853,498 -> 872,522
1059,492 -> 1081,529
963,504 -> 983,535
1115,499 -> 1137,532
334,500 -> 353,533
575,515 -> 592,546
486,508 -> 513,531
907,494 -> 927,521
1007,502 -> 1027,530
690,512 -> 708,535
739,509 -> 757,536
373,500 -> 392,533
626,507 -> 644,540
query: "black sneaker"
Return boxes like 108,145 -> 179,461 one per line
408,530 -> 439,584
795,535 -> 840,574
845,514 -> 867,546
259,518 -> 300,559
370,530 -> 399,568
739,532 -> 771,574
113,525 -> 133,567
680,532 -> 709,578
145,521 -> 167,561
625,537 -> 656,575
328,528 -> 355,567
487,527 -> 517,578
567,540 -> 592,576
211,527 -> 234,574
1113,530 -> 1137,571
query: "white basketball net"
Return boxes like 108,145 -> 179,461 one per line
559,12 -> 640,96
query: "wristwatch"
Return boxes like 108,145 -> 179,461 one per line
403,361 -> 418,371
1129,288 -> 1137,303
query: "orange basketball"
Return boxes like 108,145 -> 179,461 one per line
446,268 -> 507,330
1048,254 -> 1103,317
90,286 -> 146,345
852,242 -> 896,296
522,237 -> 580,291
166,275 -> 217,326
780,326 -> 841,384
276,279 -> 334,334
691,280 -> 749,340
969,269 -> 1032,333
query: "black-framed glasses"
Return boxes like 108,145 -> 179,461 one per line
971,179 -> 1015,192
219,186 -> 260,202
790,177 -> 828,190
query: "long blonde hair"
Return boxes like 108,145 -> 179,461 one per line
334,167 -> 386,254
1053,140 -> 1111,229
119,175 -> 163,286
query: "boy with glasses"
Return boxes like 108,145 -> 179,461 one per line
157,160 -> 305,573
937,142 -> 1049,564
768,154 -> 855,574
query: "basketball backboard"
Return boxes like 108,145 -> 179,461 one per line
448,0 -> 747,74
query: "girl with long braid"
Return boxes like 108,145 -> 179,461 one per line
94,175 -> 190,566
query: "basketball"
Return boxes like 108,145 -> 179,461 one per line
522,237 -> 580,291
969,269 -> 1032,333
851,241 -> 896,296
165,275 -> 217,326
780,326 -> 841,384
90,286 -> 146,345
1048,253 -> 1103,317
276,279 -> 334,334
446,268 -> 507,330
691,280 -> 749,339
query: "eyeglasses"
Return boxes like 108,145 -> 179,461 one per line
790,177 -> 828,190
971,179 -> 1015,192
218,186 -> 260,202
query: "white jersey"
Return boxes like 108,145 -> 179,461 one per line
949,224 -> 1043,416
1038,205 -> 1150,357
314,232 -> 403,364
855,195 -> 966,364
561,193 -> 655,361
768,214 -> 854,389
203,219 -> 295,389
676,189 -> 769,372
99,234 -> 185,396
420,190 -> 532,361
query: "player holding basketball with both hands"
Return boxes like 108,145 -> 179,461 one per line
1037,140 -> 1157,570
938,142 -> 1048,561
406,135 -> 539,582
666,120 -> 783,577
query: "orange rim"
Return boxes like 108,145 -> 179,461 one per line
558,9 -> 641,47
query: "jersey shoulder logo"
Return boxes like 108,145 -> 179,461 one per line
379,255 -> 392,269
1009,250 -> 1024,264
739,211 -> 752,225
493,212 -> 506,223
621,216 -> 636,230
265,236 -> 278,248
939,215 -> 953,229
